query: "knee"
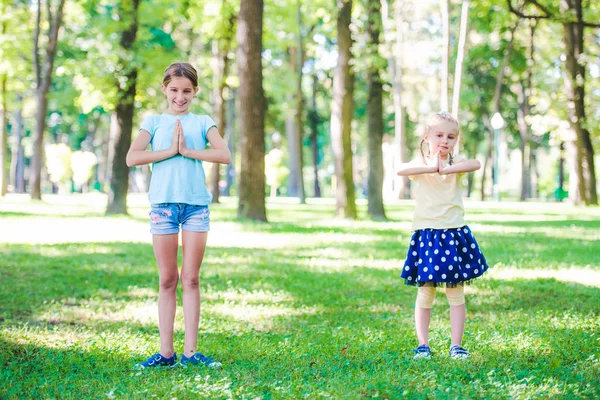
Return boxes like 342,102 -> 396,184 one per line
446,286 -> 465,306
416,286 -> 436,309
159,274 -> 179,292
181,274 -> 199,291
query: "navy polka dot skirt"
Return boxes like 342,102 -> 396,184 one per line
401,226 -> 489,288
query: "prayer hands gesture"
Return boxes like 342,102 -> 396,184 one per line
170,120 -> 188,157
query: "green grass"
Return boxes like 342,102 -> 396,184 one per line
1,193 -> 599,399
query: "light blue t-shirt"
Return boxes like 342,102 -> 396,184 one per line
140,112 -> 217,206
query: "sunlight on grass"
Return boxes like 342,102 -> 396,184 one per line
209,303 -> 317,326
474,223 -> 600,241
296,255 -> 402,272
35,300 -> 157,326
0,217 -> 150,244
2,324 -> 99,350
203,288 -> 293,303
488,266 -> 600,287
1,194 -> 599,398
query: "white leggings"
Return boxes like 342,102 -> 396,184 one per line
416,285 -> 465,309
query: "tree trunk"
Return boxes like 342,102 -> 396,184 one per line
330,0 -> 356,219
440,0 -> 450,111
285,47 -> 304,201
393,0 -> 409,199
517,24 -> 535,201
210,10 -> 235,203
286,3 -> 306,203
30,0 -> 66,200
451,0 -> 470,118
381,0 -> 409,199
516,81 -> 531,201
309,72 -> 321,198
225,88 -> 237,196
0,73 -> 7,196
480,113 -> 492,201
562,0 -> 597,205
237,0 -> 267,221
557,142 -> 565,199
106,0 -> 140,215
366,0 -> 386,220
481,22 -> 518,200
10,104 -> 25,193
0,0 -> 7,195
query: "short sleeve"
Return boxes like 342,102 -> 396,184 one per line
140,115 -> 156,138
450,154 -> 467,177
202,115 -> 218,141
451,153 -> 465,164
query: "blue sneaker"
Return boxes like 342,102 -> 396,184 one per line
449,345 -> 469,359
180,352 -> 222,368
413,344 -> 432,359
138,353 -> 177,368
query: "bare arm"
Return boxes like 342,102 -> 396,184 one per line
126,129 -> 178,167
439,158 -> 481,175
396,160 -> 437,176
179,126 -> 231,164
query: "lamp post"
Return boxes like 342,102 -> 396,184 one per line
491,112 -> 505,201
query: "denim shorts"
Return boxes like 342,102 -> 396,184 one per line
149,203 -> 210,235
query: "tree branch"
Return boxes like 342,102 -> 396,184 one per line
33,0 -> 41,89
508,0 -> 600,28
583,21 -> 600,28
526,0 -> 553,17
506,0 -> 550,20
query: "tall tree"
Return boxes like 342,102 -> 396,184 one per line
508,0 -> 599,205
330,0 -> 356,218
0,73 -> 6,197
10,102 -> 25,193
237,0 -> 267,221
106,0 -> 140,215
309,71 -> 321,198
285,0 -> 306,203
451,0 -> 470,118
366,0 -> 386,219
440,0 -> 450,111
480,21 -> 519,200
30,0 -> 67,200
210,1 -> 236,203
382,0 -> 409,199
516,23 -> 536,200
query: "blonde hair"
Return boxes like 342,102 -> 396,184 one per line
162,62 -> 198,88
419,111 -> 460,164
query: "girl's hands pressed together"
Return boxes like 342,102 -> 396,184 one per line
176,120 -> 188,157
170,121 -> 180,157
437,153 -> 445,175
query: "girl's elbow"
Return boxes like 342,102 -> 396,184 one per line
126,152 -> 136,167
222,150 -> 232,164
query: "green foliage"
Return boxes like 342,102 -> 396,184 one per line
0,195 -> 599,398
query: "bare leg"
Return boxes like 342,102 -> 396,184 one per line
152,233 -> 179,358
415,307 -> 432,346
181,230 -> 208,357
449,304 -> 466,346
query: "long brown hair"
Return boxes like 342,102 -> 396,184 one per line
162,62 -> 199,88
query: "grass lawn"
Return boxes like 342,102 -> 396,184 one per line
1,193 -> 599,399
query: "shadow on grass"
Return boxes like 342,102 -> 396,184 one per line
1,231 -> 599,398
471,278 -> 600,315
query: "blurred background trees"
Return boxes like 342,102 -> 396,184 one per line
0,0 -> 598,220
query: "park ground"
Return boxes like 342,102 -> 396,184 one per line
0,194 -> 599,399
